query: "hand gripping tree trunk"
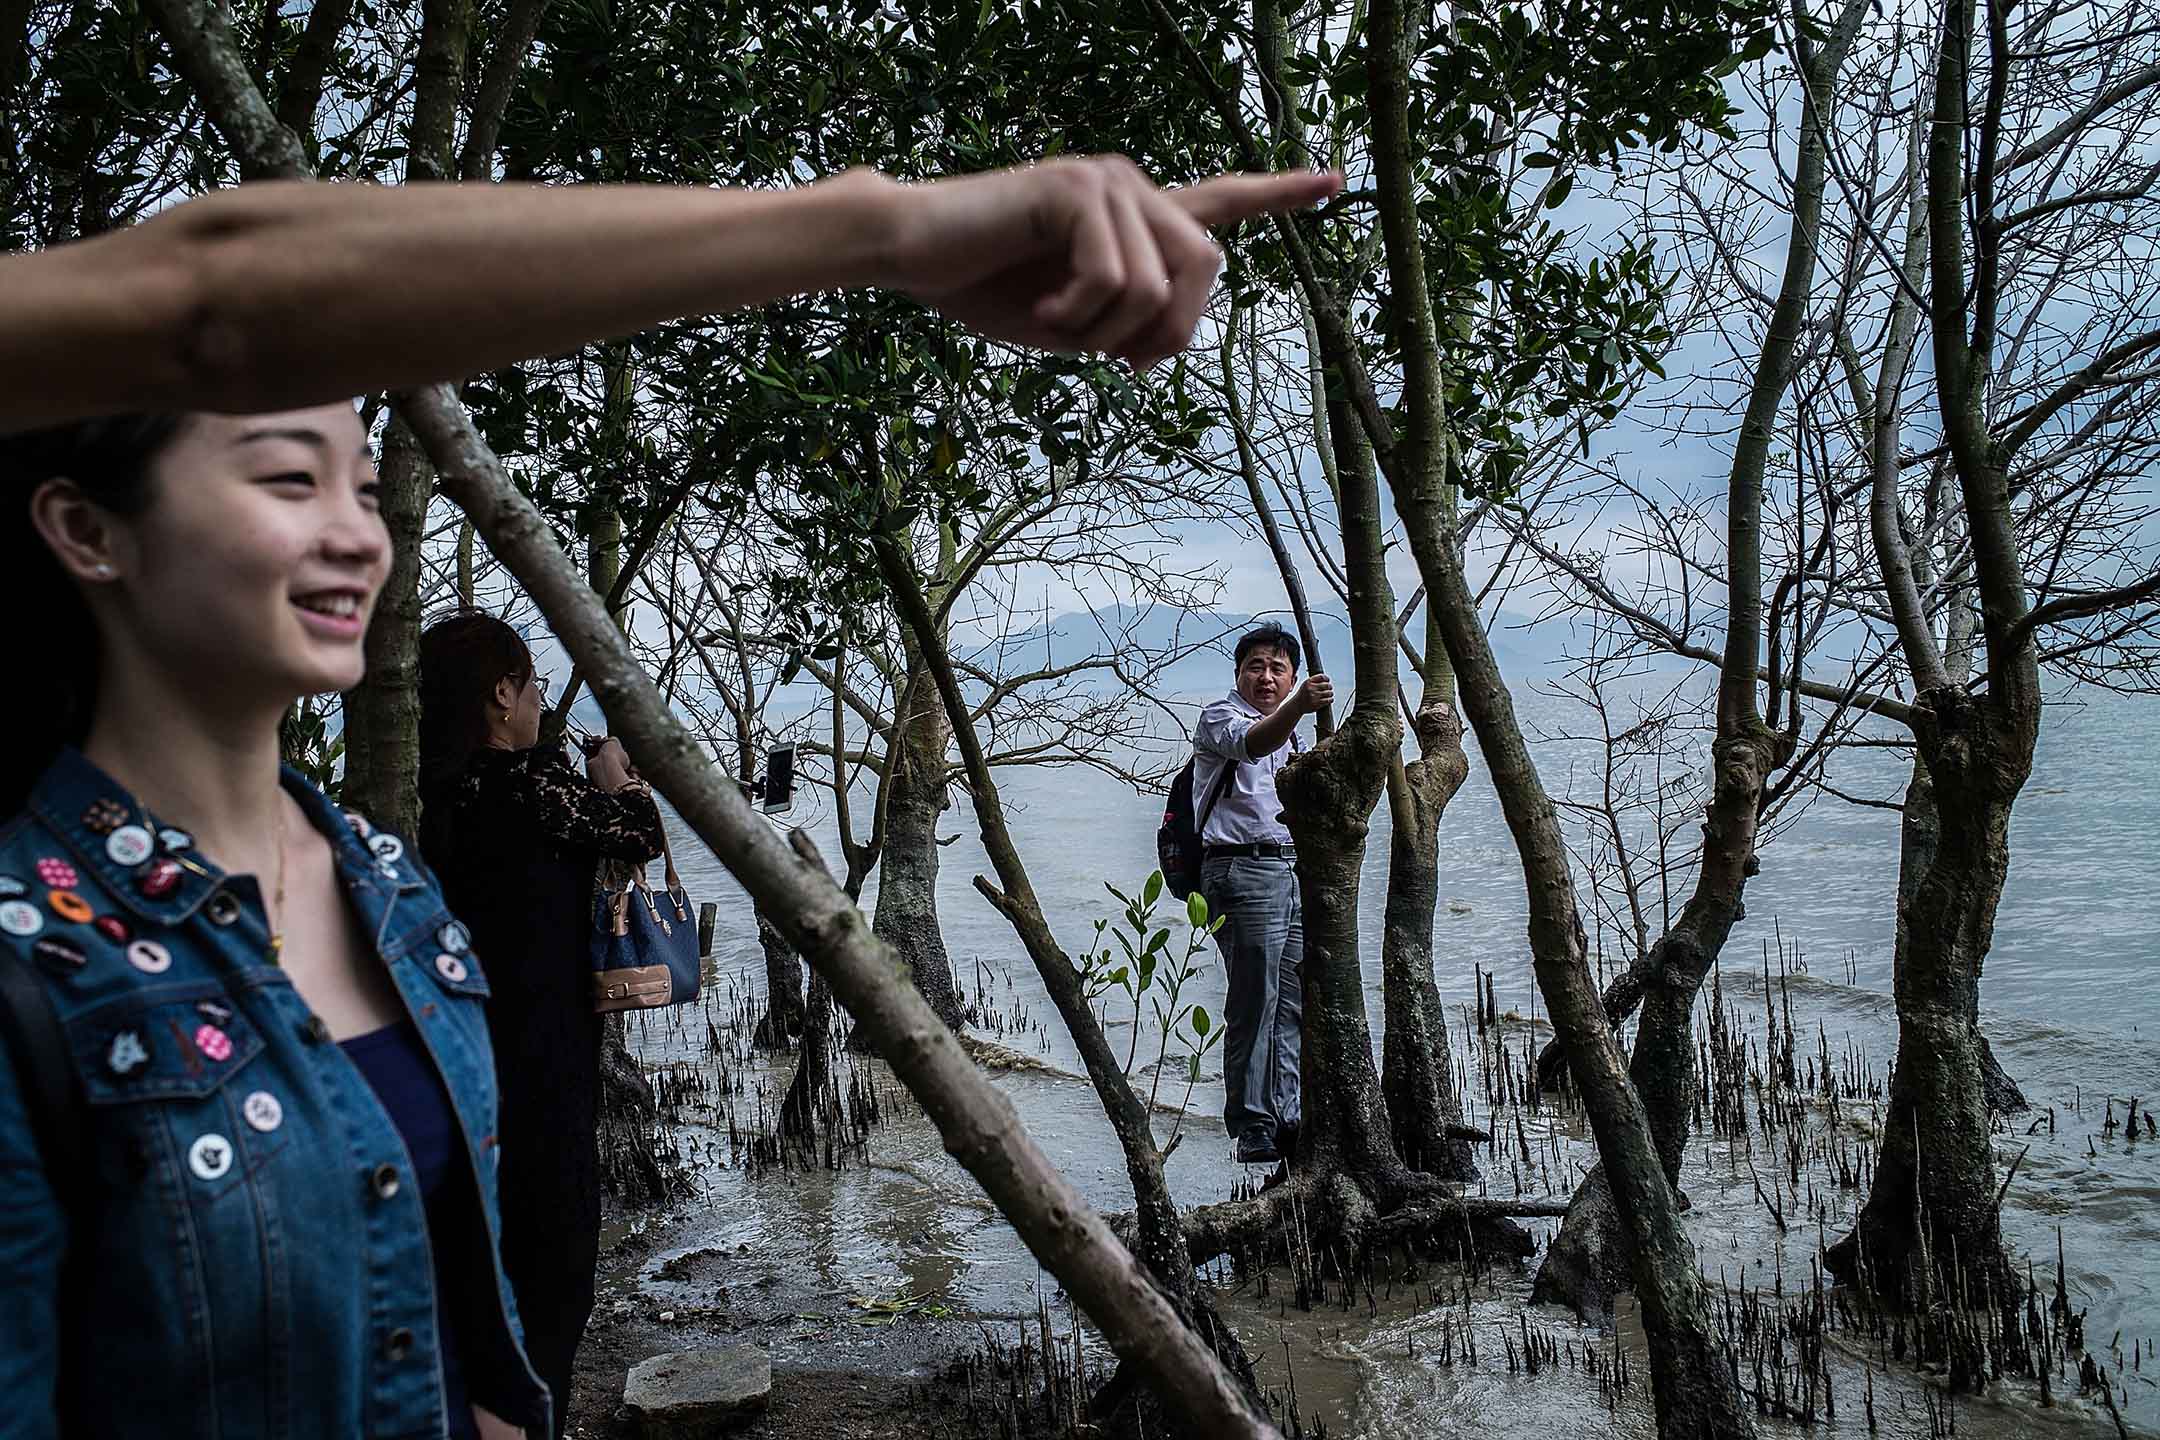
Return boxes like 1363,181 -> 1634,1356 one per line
1161,395 -> 1554,1284
873,532 -> 1262,1420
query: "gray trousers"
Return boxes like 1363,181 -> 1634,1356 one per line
1201,853 -> 1303,1138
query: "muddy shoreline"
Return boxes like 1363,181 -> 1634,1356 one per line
565,1212 -> 1000,1439
565,946 -> 2156,1440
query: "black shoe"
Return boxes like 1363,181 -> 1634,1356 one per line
1258,1161 -> 1291,1193
1233,1126 -> 1281,1165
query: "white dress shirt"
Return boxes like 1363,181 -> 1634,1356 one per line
1191,690 -> 1299,847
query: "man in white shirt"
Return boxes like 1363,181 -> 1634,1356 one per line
1190,623 -> 1333,1165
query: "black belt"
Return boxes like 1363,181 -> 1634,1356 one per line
1206,842 -> 1296,859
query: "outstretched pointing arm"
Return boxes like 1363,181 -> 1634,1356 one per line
1,162 -> 1338,433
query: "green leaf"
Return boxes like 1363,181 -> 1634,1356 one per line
1543,172 -> 1574,209
1143,870 -> 1164,908
1191,1005 -> 1211,1037
1186,890 -> 1209,929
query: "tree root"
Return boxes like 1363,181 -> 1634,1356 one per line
1111,1166 -> 1563,1272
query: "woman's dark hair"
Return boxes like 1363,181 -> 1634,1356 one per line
417,608 -> 533,826
1,413 -> 189,816
1233,621 -> 1302,674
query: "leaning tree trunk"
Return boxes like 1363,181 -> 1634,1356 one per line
868,646 -> 967,1038
154,7 -> 1278,1430
1536,721 -> 1785,1317
1827,688 -> 2029,1301
874,534 -> 1261,1427
1379,696 -> 1477,1181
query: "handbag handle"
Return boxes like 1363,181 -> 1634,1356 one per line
656,810 -> 682,893
626,782 -> 687,920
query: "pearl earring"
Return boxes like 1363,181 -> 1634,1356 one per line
92,563 -> 114,578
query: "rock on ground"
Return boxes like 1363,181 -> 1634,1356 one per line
623,1346 -> 773,1436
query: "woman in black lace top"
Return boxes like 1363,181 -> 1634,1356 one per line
417,611 -> 664,1438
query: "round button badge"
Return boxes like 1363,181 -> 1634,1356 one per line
438,922 -> 469,955
194,1025 -> 234,1063
127,939 -> 173,974
48,890 -> 93,924
106,825 -> 155,867
0,901 -> 43,938
242,1091 -> 284,1133
369,833 -> 404,865
434,953 -> 468,984
158,828 -> 193,853
187,1133 -> 234,1182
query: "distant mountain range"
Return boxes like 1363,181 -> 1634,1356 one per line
973,603 -> 1577,699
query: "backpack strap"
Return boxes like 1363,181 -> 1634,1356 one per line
1193,754 -> 1240,837
0,945 -> 85,1204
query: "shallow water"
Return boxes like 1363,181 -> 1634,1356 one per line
630,684 -> 2160,1435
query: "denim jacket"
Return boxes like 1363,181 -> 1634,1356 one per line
0,749 -> 551,1439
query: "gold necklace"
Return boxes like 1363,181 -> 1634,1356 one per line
268,799 -> 288,962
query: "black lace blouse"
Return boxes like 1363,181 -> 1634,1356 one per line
419,743 -> 665,1337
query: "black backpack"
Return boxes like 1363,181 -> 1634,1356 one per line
1157,756 -> 1239,900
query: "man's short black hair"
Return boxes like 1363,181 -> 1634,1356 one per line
1234,622 -> 1302,673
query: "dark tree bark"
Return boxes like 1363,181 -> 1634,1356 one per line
1279,396 -> 1407,1188
1894,753 -> 2028,1117
271,0 -> 356,154
337,0 -> 470,839
1380,644 -> 1476,1181
340,412 -> 428,836
1825,690 -> 2029,1298
456,0 -> 551,181
868,642 -> 968,1037
753,913 -> 806,1048
1828,0 -> 2049,1301
781,968 -> 835,1137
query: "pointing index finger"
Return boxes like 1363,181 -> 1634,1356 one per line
1169,170 -> 1343,228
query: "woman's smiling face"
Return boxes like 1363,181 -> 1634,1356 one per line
88,403 -> 390,707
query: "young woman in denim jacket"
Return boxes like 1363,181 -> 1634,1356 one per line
0,405 -> 548,1438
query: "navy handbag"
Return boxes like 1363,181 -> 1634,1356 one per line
590,824 -> 702,1012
